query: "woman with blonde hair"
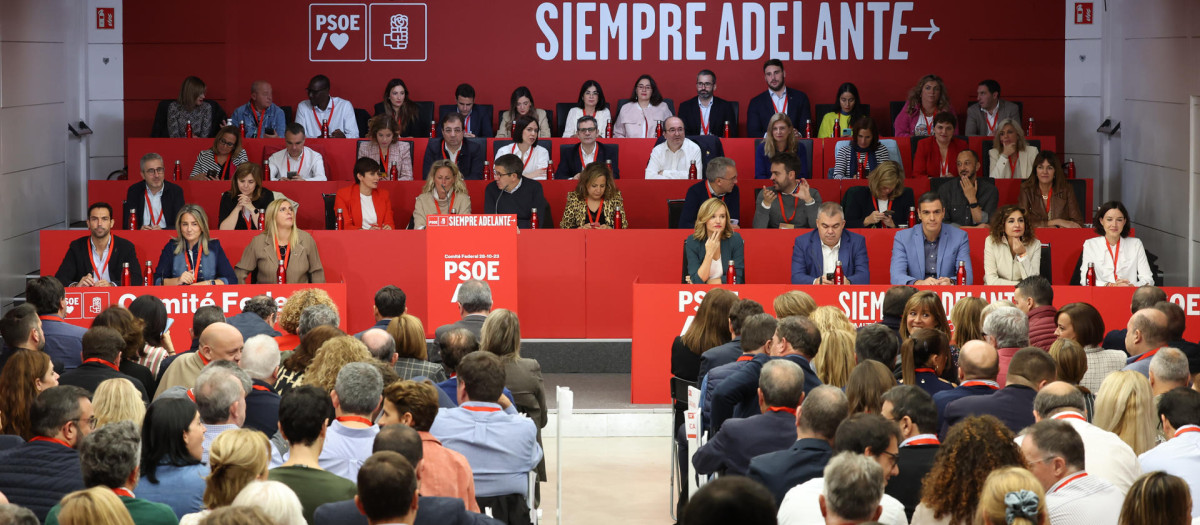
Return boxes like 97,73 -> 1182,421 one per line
813,330 -> 855,388
154,203 -> 237,286
811,305 -> 855,335
950,296 -> 986,349
234,199 -> 325,285
754,113 -> 803,179
1118,471 -> 1192,525
56,487 -> 135,525
180,429 -> 271,525
1093,370 -> 1157,454
1048,338 -> 1096,420
843,161 -> 915,228
974,467 -> 1048,525
481,309 -> 548,483
913,415 -> 1026,525
230,481 -> 305,525
989,119 -> 1039,180
93,378 -> 147,429
301,335 -> 372,392
845,360 -> 896,414
684,198 -> 745,285
413,160 -> 472,228
387,314 -> 446,381
773,290 -> 816,319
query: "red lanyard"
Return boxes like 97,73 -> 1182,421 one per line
243,209 -> 256,230
1009,153 -> 1019,178
921,111 -> 934,135
1043,191 -> 1053,217
1052,412 -> 1086,422
112,488 -> 134,498
273,233 -> 290,279
766,406 -> 797,415
736,354 -> 755,362
39,315 -> 64,323
579,144 -> 597,165
585,199 -> 604,226
871,197 -> 892,214
145,191 -> 164,227
1134,347 -> 1162,363
1106,239 -> 1121,281
379,143 -> 390,169
89,237 -> 113,279
771,93 -> 788,115
857,152 -> 868,178
1052,472 -> 1088,494
336,416 -> 373,426
185,243 -> 201,279
442,143 -> 459,162
187,389 -> 196,402
198,352 -> 211,366
914,368 -> 937,374
30,436 -> 72,448
462,405 -> 502,413
252,384 -> 271,392
1174,425 -> 1200,438
778,192 -> 799,223
220,155 -> 234,180
434,191 -> 457,215
961,380 -> 999,389
511,144 -> 533,171
250,104 -> 265,138
83,357 -> 119,371
700,105 -> 711,135
312,99 -> 334,137
463,114 -> 471,132
902,434 -> 940,447
287,151 -> 305,176
985,110 -> 998,134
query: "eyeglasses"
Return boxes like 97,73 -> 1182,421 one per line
494,170 -> 512,178
577,127 -> 597,134
144,167 -> 166,175
878,450 -> 899,462
1026,456 -> 1058,466
72,416 -> 97,428
219,140 -> 236,147
697,82 -> 714,88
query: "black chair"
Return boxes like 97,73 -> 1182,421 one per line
654,135 -> 725,171
889,101 -> 906,134
980,139 -> 1042,177
282,106 -> 294,126
555,143 -> 620,179
1039,244 -> 1053,284
322,193 -> 337,230
928,177 -> 952,194
669,375 -> 698,521
668,199 -> 685,233
1013,100 -> 1025,123
555,102 -> 576,134
403,212 -> 415,230
416,101 -> 435,136
729,101 -> 740,135
1069,179 -> 1089,219
616,98 -> 676,115
353,108 -> 370,138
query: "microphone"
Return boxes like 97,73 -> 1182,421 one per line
493,185 -> 505,215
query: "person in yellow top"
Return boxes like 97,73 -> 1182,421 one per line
817,83 -> 869,138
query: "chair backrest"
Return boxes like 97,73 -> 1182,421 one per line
1039,243 -> 1053,284
889,101 -> 907,134
680,237 -> 690,284
1013,100 -> 1024,122
556,102 -> 575,134
910,135 -> 971,160
1069,179 -> 1088,219
668,199 -> 685,234
543,108 -> 556,136
322,193 -> 336,230
980,139 -> 1042,177
729,100 -> 740,135
281,106 -> 294,126
353,108 -> 370,138
602,143 -> 621,179
928,177 -> 952,194
492,139 -> 555,161
415,101 -> 435,135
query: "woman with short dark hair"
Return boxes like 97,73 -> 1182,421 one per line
1079,200 -> 1151,286
1018,150 -> 1082,228
137,398 -> 208,518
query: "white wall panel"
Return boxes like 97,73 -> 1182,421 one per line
0,43 -> 65,107
1122,38 -> 1198,103
0,104 -> 65,173
0,164 -> 65,240
86,44 -> 123,100
87,99 -> 124,157
1064,97 -> 1103,156
0,1 -> 66,43
1123,99 -> 1189,170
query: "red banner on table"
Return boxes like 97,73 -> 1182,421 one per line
632,284 -> 1200,404
62,283 -> 347,351
425,215 -> 518,331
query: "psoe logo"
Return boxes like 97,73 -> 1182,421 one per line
369,3 -> 427,61
310,3 -> 367,62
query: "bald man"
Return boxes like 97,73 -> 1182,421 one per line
155,323 -> 245,398
646,116 -> 703,179
1124,309 -> 1171,377
230,81 -> 287,138
931,340 -> 999,431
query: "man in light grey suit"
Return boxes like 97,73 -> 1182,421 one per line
965,80 -> 1022,136
431,279 -> 492,363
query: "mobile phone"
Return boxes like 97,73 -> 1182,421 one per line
883,210 -> 895,216
264,127 -> 275,135
825,273 -> 835,280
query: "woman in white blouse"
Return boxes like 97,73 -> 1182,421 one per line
494,115 -> 549,179
1080,200 -> 1154,286
983,204 -> 1041,285
613,74 -> 673,138
988,119 -> 1039,179
562,80 -> 612,137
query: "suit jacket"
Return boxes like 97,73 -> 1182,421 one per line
432,314 -> 487,364
438,105 -> 494,138
842,186 -> 916,229
932,383 -> 998,433
423,139 -> 486,180
692,409 -> 796,476
553,142 -> 618,180
697,337 -> 742,383
710,354 -> 822,433
334,185 -> 395,229
58,361 -> 149,402
684,232 -> 745,285
890,224 -> 973,285
313,496 -> 503,525
125,180 -> 185,229
887,444 -> 940,519
40,316 -> 87,370
747,88 -> 812,139
1018,183 -> 1084,228
55,236 -> 144,286
941,384 -> 1037,437
747,438 -> 833,509
790,229 -> 870,285
233,231 -> 325,284
244,378 -> 281,436
226,312 -> 281,341
966,99 -> 1022,136
679,180 -> 741,229
678,96 -> 739,137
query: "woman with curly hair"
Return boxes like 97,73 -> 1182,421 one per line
0,349 -> 57,439
275,325 -> 343,396
274,288 -> 338,351
301,335 -> 372,392
845,360 -> 896,415
912,415 -> 1026,525
893,73 -> 953,137
91,305 -> 156,395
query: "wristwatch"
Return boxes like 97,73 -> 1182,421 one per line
968,202 -> 979,208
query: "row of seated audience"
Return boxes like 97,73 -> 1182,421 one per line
155,65 -> 1022,142
669,280 -> 1200,525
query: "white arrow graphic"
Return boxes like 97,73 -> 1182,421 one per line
911,19 -> 940,40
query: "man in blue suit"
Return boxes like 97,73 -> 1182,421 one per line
792,202 -> 870,284
746,59 -> 812,138
890,192 -> 973,285
693,359 -> 806,476
932,340 -> 1000,431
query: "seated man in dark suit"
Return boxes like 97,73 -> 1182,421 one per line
57,326 -> 148,401
225,295 -> 281,341
942,347 -> 1056,437
932,340 -> 1000,431
746,59 -> 811,138
694,359 -> 806,476
1153,301 -> 1200,374
553,116 -> 617,179
696,299 -> 764,381
881,385 -> 941,520
678,70 -> 739,137
791,202 -> 869,284
0,386 -> 91,522
422,113 -> 485,179
239,334 -> 282,436
443,83 -> 493,138
1102,286 -> 1165,352
677,157 -> 740,229
125,152 -> 185,230
746,385 -> 847,508
55,202 -> 144,287
484,154 -> 551,229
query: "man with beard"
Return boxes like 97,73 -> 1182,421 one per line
55,202 -> 144,286
679,70 -> 739,137
747,59 -> 812,138
753,152 -> 821,229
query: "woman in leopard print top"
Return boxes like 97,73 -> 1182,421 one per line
558,161 -> 628,229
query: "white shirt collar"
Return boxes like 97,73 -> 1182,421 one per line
505,178 -> 523,194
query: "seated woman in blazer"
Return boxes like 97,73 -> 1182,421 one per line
842,161 -> 915,228
218,163 -> 275,230
153,203 -> 237,286
1080,200 -> 1153,287
559,161 -> 627,229
334,158 -> 395,230
357,114 -> 413,180
983,204 -> 1042,285
234,199 -> 325,284
413,159 -> 473,229
913,112 -> 968,178
496,86 -> 552,138
989,119 -> 1039,179
1017,150 -> 1083,228
684,198 -> 744,284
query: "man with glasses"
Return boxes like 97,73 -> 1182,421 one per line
484,154 -> 550,229
1020,419 -> 1125,524
124,152 -> 185,230
646,116 -> 702,180
790,202 -> 869,285
677,156 -> 740,229
679,70 -> 739,137
54,202 -> 144,287
554,116 -> 617,180
0,385 -> 93,521
267,123 -> 327,181
754,152 -> 822,229
295,74 -> 359,139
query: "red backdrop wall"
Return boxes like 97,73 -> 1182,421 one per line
121,1 -> 1065,143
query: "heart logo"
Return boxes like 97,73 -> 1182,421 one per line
66,305 -> 76,315
329,33 -> 350,50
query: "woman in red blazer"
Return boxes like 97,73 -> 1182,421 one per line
334,157 -> 395,229
913,111 -> 968,178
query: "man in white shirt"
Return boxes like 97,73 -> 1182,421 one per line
295,74 -> 359,138
645,116 -> 702,180
319,362 -> 383,482
268,123 -> 327,181
1139,387 -> 1200,517
1021,419 -> 1123,525
819,452 -> 887,525
1016,381 -> 1140,493
777,414 -> 908,525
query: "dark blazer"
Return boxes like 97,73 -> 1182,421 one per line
790,229 -> 870,285
40,316 -> 87,370
747,438 -> 833,509
678,181 -> 741,229
941,384 -> 1037,437
842,186 -> 916,229
887,444 -> 940,519
432,314 -> 487,364
226,312 -> 281,341
747,88 -> 812,139
684,232 -> 745,285
120,360 -> 157,398
754,140 -> 809,179
678,96 -> 739,137
372,102 -> 428,137
422,139 -> 485,180
711,354 -> 822,434
1102,329 -> 1128,353
484,177 -> 551,229
58,361 -> 149,402
314,496 -> 503,525
692,409 -> 796,476
125,180 -> 186,230
55,235 -> 144,286
0,441 -> 85,521
244,379 -> 281,436
435,105 -> 494,138
932,383 -> 998,431
217,190 -> 277,230
697,337 -> 742,383
553,143 -> 618,180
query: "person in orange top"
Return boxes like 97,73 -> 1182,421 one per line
913,112 -> 968,178
334,158 -> 395,230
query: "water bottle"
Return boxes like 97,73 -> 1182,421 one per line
121,263 -> 130,287
688,160 -> 697,180
1026,117 -> 1035,137
277,259 -> 286,284
129,209 -> 138,230
726,260 -> 737,284
239,120 -> 246,137
429,120 -> 437,137
654,120 -> 663,138
833,261 -> 844,285
261,158 -> 270,180
805,119 -> 812,138
185,120 -> 193,138
510,120 -> 518,137
956,261 -> 966,286
483,160 -> 492,180
545,156 -> 554,179
390,161 -> 399,181
173,160 -> 182,181
1066,158 -> 1076,179
833,118 -> 841,138
1085,263 -> 1097,286
723,121 -> 731,138
613,206 -> 623,230
530,208 -> 539,229
256,209 -> 265,230
336,208 -> 345,230
144,261 -> 153,285
605,121 -> 613,138
908,207 -> 916,227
